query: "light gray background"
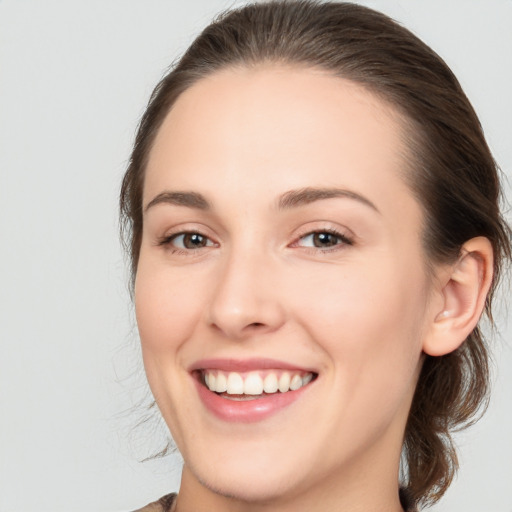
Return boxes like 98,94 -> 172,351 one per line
0,1 -> 510,511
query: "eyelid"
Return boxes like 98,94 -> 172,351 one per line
156,225 -> 219,255
169,232 -> 216,248
289,224 -> 355,252
154,222 -> 354,255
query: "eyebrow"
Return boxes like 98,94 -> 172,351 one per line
278,187 -> 380,213
144,187 -> 379,214
144,191 -> 211,212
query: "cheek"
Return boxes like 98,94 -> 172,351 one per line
293,261 -> 423,331
134,259 -> 204,423
288,258 -> 428,387
134,259 -> 205,355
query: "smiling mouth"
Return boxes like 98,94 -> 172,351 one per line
197,369 -> 317,400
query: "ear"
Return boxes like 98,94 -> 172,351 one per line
423,237 -> 494,357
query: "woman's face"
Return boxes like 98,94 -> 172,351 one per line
136,67 -> 438,503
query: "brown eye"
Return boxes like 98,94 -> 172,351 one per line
183,233 -> 208,248
297,231 -> 351,249
169,232 -> 214,249
312,232 -> 340,247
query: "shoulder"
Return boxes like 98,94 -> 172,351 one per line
131,493 -> 177,512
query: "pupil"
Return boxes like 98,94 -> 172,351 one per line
184,233 -> 206,248
314,232 -> 337,247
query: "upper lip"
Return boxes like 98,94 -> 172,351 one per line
189,358 -> 316,373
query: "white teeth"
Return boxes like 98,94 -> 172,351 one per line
263,373 -> 278,393
302,373 -> 313,386
215,372 -> 227,393
278,372 -> 291,393
226,372 -> 244,394
203,370 -> 314,395
244,372 -> 264,395
290,374 -> 302,391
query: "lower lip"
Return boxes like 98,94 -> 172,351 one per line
194,378 -> 311,423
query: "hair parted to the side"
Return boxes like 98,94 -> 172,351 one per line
120,1 -> 511,508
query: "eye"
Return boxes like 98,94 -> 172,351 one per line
296,230 -> 352,249
160,231 -> 215,250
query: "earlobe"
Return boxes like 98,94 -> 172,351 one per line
423,237 -> 494,357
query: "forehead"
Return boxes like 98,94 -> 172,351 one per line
145,65 -> 417,221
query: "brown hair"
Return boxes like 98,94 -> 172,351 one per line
120,1 -> 511,507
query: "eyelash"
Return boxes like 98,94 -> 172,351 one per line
157,227 -> 353,255
292,228 -> 354,252
157,231 -> 217,255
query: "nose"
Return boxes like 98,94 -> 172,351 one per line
206,248 -> 286,340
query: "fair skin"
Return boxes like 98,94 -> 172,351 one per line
135,66 -> 493,512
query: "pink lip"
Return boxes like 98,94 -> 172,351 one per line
190,358 -> 316,423
189,358 -> 313,372
193,378 -> 311,423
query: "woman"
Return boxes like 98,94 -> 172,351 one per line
120,1 -> 511,511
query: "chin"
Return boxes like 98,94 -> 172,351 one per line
184,447 -> 313,504
197,469 -> 300,503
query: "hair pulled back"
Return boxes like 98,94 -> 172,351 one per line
120,1 -> 511,507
